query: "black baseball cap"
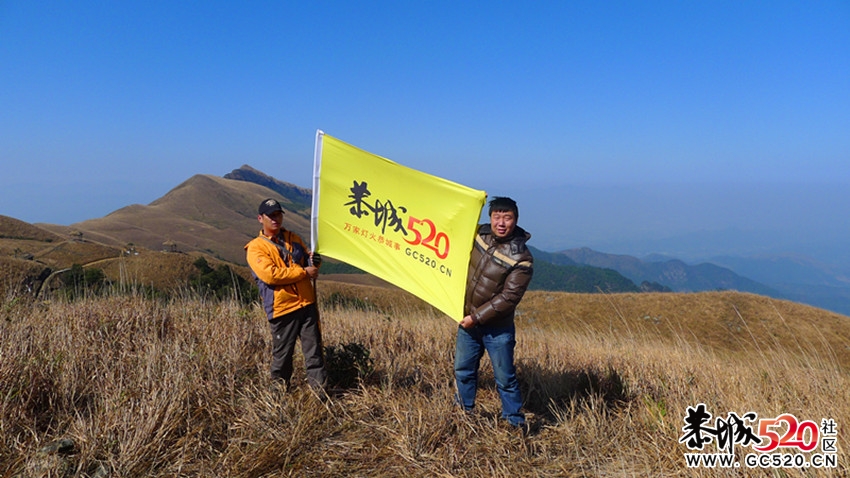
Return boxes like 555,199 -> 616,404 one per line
258,198 -> 285,216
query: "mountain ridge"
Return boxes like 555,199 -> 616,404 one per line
555,246 -> 850,315
223,164 -> 313,213
4,165 -> 847,315
558,246 -> 781,296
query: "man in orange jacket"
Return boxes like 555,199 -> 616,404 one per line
245,198 -> 327,391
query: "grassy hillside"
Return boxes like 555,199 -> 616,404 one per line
39,174 -> 310,265
0,215 -> 64,242
2,285 -> 847,476
0,215 -> 126,298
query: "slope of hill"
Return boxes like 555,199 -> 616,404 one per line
0,215 -> 65,242
1,210 -> 256,299
40,174 -> 310,265
517,288 -> 850,367
0,256 -> 51,296
0,215 -> 125,297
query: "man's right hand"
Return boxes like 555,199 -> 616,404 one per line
310,252 -> 322,267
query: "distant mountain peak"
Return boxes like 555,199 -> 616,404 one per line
224,165 -> 312,209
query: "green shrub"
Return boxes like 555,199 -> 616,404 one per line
189,257 -> 257,303
324,342 -> 374,389
60,264 -> 106,299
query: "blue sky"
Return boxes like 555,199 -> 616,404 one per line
2,1 -> 849,259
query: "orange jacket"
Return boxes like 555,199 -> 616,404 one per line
245,229 -> 315,320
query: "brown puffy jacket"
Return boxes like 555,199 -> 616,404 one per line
464,224 -> 534,328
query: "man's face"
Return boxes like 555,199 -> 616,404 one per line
490,210 -> 516,239
259,211 -> 283,236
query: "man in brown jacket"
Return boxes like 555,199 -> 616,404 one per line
455,196 -> 533,428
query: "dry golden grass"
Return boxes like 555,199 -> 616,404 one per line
92,251 -> 254,293
0,257 -> 50,299
0,216 -> 63,243
1,284 -> 847,477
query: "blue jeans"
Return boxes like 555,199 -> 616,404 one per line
454,324 -> 525,426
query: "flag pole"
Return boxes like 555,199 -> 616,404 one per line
311,129 -> 324,253
310,130 -> 325,298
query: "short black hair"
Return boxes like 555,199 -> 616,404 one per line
488,196 -> 518,219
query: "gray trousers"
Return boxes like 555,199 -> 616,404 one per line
268,303 -> 327,390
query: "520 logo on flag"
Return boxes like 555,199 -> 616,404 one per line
340,178 -> 455,276
405,216 -> 450,260
311,131 -> 486,321
343,178 -> 455,260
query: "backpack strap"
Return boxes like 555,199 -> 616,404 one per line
259,233 -> 292,266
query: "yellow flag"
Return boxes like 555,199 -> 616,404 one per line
311,131 -> 486,321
